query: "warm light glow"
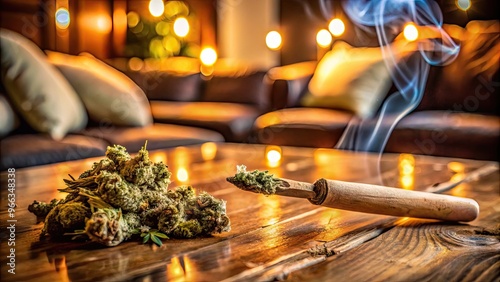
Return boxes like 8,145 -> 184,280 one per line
316,29 -> 333,47
55,8 -> 70,29
267,150 -> 281,163
176,167 -> 189,182
398,154 -> 415,190
96,15 -> 112,33
163,36 -> 181,54
200,47 -> 217,66
201,142 -> 217,161
127,11 -> 140,28
149,0 -> 165,17
266,31 -> 282,50
456,0 -> 471,11
155,21 -> 170,36
173,17 -> 189,37
403,23 -> 419,41
328,18 -> 345,37
447,161 -> 465,173
128,57 -> 144,71
266,146 -> 282,168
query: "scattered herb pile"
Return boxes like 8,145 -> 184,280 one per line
28,143 -> 231,247
226,165 -> 279,195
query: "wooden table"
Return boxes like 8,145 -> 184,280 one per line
1,143 -> 499,281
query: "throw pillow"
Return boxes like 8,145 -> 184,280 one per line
45,51 -> 153,127
0,94 -> 18,137
301,41 -> 392,118
0,29 -> 87,140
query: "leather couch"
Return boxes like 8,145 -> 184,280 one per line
251,21 -> 500,161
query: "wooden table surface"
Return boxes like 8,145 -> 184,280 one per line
1,143 -> 499,282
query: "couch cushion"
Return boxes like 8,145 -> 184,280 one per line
1,134 -> 108,170
79,123 -> 224,153
150,101 -> 261,142
386,111 -> 500,161
125,70 -> 202,102
202,71 -> 271,110
46,51 -> 153,127
0,29 -> 87,140
251,108 -> 354,147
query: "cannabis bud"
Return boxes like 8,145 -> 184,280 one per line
28,142 -> 231,247
227,164 -> 279,195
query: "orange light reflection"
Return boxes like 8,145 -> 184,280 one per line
265,146 -> 282,168
201,142 -> 217,161
257,194 -> 282,228
398,154 -> 415,190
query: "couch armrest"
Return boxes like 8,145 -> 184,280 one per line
268,61 -> 316,109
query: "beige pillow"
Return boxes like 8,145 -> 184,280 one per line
0,95 -> 18,137
301,41 -> 392,118
0,29 -> 87,140
46,51 -> 153,127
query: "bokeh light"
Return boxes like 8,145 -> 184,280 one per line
456,0 -> 471,11
127,11 -> 140,28
266,31 -> 282,50
162,36 -> 181,54
165,1 -> 189,18
149,0 -> 165,17
128,57 -> 144,71
155,21 -> 170,36
328,18 -> 345,37
266,146 -> 282,168
55,8 -> 70,29
201,142 -> 217,161
173,17 -> 189,37
176,167 -> 189,182
316,29 -> 332,47
403,23 -> 419,41
200,47 -> 217,66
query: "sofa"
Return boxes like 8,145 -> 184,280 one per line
0,30 -> 272,170
250,20 -> 500,161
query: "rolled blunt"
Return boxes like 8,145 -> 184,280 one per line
310,179 -> 479,222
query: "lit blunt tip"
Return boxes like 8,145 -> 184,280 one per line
403,23 -> 418,41
316,29 -> 332,47
55,8 -> 70,29
266,31 -> 282,50
328,18 -> 345,37
149,0 -> 165,17
173,17 -> 189,37
456,0 -> 471,11
200,47 -> 217,66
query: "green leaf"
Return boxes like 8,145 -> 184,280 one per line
152,232 -> 169,239
130,229 -> 140,235
151,234 -> 163,247
142,233 -> 151,244
140,232 -> 148,237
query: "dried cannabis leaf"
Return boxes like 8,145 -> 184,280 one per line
226,165 -> 280,195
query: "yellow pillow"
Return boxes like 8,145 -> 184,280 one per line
301,41 -> 392,119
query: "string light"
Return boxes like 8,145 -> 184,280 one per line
316,29 -> 332,47
173,17 -> 189,37
149,0 -> 164,17
328,18 -> 345,37
55,8 -> 70,29
403,23 -> 418,41
266,31 -> 282,50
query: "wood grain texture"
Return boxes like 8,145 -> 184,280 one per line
0,144 -> 498,281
